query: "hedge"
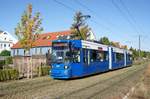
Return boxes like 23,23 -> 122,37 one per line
0,69 -> 19,81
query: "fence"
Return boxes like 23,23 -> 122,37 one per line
13,55 -> 50,78
0,56 -> 9,61
0,56 -> 12,69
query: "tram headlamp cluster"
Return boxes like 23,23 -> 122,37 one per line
64,66 -> 69,69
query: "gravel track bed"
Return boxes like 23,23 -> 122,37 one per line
59,64 -> 146,99
0,63 -> 148,99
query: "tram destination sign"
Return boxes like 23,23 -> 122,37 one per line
53,42 -> 68,47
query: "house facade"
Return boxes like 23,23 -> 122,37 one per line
11,30 -> 71,75
11,30 -> 71,56
0,30 -> 17,53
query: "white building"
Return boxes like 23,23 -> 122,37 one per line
0,30 -> 17,53
87,30 -> 96,41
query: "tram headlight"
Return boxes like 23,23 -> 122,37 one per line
64,66 -> 69,69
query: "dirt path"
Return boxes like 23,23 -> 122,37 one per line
0,62 -> 148,99
126,63 -> 150,99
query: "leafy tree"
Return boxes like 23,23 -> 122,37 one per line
0,50 -> 10,56
71,11 -> 91,40
15,4 -> 43,78
15,4 -> 43,51
99,37 -> 110,45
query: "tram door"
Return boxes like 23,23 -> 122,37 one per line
83,49 -> 90,73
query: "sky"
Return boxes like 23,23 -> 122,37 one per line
0,0 -> 150,51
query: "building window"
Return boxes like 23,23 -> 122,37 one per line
35,48 -> 37,54
9,44 -> 10,47
24,50 -> 30,56
17,49 -> 19,55
4,38 -> 6,40
40,48 -> 42,54
24,50 -> 25,55
13,49 -> 15,56
4,44 -> 6,48
0,44 -> 2,49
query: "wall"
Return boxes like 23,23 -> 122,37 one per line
13,55 -> 48,77
11,46 -> 51,77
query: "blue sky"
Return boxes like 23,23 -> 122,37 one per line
0,0 -> 150,51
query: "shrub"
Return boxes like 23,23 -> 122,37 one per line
37,66 -> 50,76
0,50 -> 11,56
0,60 -> 5,68
0,69 -> 19,81
42,66 -> 50,76
0,57 -> 13,69
5,57 -> 13,64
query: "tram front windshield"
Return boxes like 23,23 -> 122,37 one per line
51,42 -> 72,64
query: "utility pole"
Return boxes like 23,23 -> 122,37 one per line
138,35 -> 141,59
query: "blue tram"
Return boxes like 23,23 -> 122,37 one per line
50,40 -> 132,79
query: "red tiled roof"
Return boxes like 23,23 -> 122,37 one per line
11,30 -> 71,49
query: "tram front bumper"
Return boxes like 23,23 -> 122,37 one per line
50,69 -> 71,79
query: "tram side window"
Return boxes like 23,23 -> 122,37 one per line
83,49 -> 87,63
72,48 -> 80,63
90,50 -> 108,62
97,51 -> 108,62
115,53 -> 124,62
90,50 -> 97,62
128,55 -> 132,61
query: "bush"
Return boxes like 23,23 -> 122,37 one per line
0,69 -> 19,81
0,50 -> 11,56
37,66 -> 50,76
0,57 -> 13,69
5,57 -> 13,64
0,60 -> 5,68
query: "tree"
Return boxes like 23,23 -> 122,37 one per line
129,47 -> 139,60
0,50 -> 10,56
99,37 -> 110,45
15,4 -> 43,78
71,11 -> 91,40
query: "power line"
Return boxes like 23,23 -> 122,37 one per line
111,0 -> 140,34
90,19 -> 112,33
74,0 -> 114,32
119,0 -> 144,34
74,0 -> 93,13
117,0 -> 148,52
53,0 -> 113,35
53,0 -> 76,12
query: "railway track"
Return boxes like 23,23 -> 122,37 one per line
57,64 -> 146,98
0,63 -> 148,99
0,78 -> 65,97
